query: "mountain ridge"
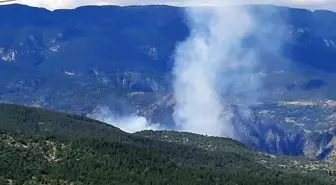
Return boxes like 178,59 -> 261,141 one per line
0,103 -> 335,184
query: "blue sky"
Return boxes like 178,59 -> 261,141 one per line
8,0 -> 336,11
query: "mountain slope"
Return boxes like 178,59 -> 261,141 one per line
0,103 -> 335,184
136,130 -> 336,174
1,4 -> 336,112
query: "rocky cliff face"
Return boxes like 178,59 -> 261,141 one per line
0,4 -> 335,161
136,94 -> 336,162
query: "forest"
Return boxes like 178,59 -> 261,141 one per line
0,103 -> 334,185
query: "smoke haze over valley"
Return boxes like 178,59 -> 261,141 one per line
89,105 -> 161,133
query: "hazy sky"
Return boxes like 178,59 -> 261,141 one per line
10,0 -> 336,11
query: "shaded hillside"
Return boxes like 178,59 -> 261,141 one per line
0,103 -> 126,139
0,103 -> 335,184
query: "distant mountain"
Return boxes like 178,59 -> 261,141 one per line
0,4 -> 336,162
0,103 -> 335,184
0,4 -> 185,115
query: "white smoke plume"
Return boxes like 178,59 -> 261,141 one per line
172,3 -> 271,138
88,106 -> 161,133
81,2 -> 283,137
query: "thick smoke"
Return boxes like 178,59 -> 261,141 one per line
172,3 -> 268,138
88,3 -> 285,137
89,106 -> 161,133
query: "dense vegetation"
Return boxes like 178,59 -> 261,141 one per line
0,103 -> 335,184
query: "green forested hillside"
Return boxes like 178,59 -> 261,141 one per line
0,103 -> 335,185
